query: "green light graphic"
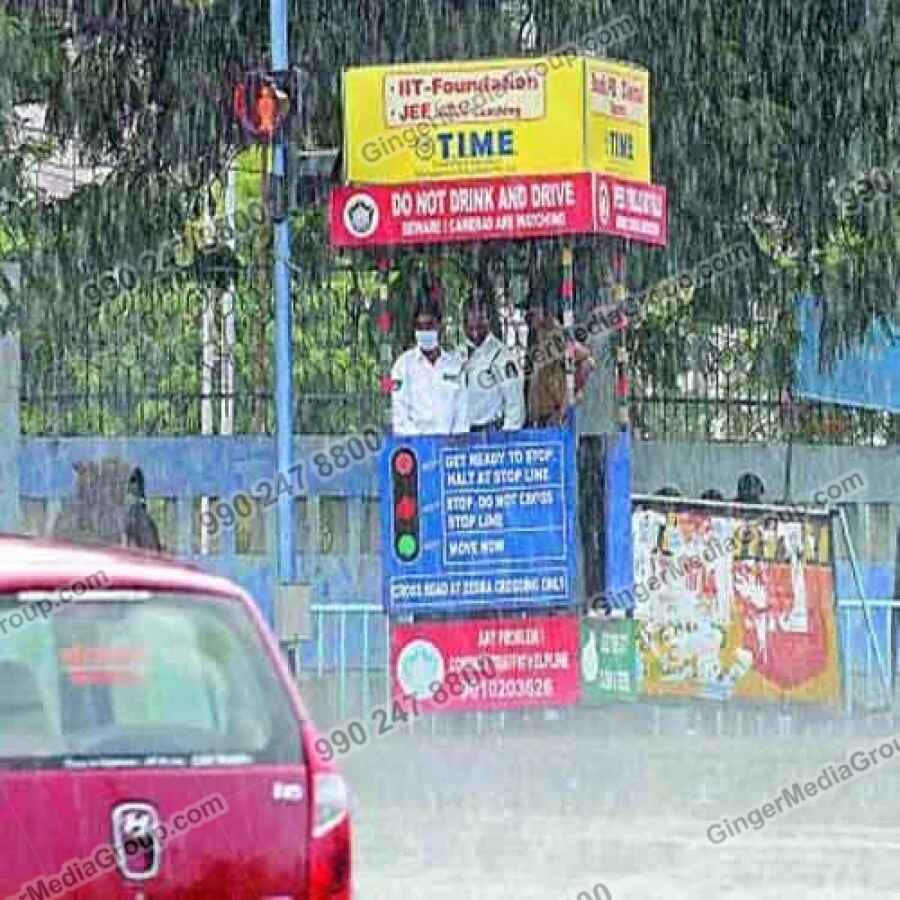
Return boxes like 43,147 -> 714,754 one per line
397,534 -> 418,559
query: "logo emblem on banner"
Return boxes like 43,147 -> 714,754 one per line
343,192 -> 379,238
415,138 -> 435,160
396,639 -> 445,698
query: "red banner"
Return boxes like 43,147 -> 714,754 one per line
390,614 -> 580,712
593,173 -> 667,245
330,172 -> 666,247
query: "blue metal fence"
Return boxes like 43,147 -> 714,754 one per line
837,599 -> 899,713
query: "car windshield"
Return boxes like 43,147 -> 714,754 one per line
0,593 -> 301,767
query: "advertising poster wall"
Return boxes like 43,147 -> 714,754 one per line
631,501 -> 841,705
391,614 -> 580,712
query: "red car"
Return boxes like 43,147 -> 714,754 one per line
0,535 -> 351,899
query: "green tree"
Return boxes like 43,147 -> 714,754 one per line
1,0 -> 897,439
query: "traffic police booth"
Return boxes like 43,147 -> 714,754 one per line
330,52 -> 667,711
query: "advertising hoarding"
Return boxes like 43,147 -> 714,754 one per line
585,58 -> 651,183
330,172 -> 667,247
631,501 -> 841,705
580,617 -> 638,703
794,295 -> 900,414
391,614 -> 581,712
343,57 -> 586,183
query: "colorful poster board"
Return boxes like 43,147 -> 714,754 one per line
343,57 -> 587,183
631,501 -> 841,705
585,59 -> 651,183
580,617 -> 638,703
380,428 -> 578,615
330,172 -> 667,247
391,614 -> 580,712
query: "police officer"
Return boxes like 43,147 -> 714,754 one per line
391,298 -> 468,435
463,300 -> 524,433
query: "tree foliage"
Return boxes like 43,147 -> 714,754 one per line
0,0 -> 897,438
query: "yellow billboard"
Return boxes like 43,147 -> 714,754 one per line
585,59 -> 651,183
343,57 -> 587,183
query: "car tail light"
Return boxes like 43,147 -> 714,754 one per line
309,772 -> 351,899
312,773 -> 348,839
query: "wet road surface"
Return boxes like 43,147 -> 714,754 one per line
335,704 -> 900,900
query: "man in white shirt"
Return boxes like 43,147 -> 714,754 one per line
391,299 -> 469,436
462,301 -> 525,432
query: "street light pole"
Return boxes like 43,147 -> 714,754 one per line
270,0 -> 295,583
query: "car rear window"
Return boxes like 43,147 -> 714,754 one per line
0,592 -> 301,768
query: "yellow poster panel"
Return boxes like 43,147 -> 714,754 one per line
343,57 -> 586,184
585,58 -> 651,183
633,507 -> 841,706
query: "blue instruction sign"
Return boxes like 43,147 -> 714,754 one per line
380,426 -> 578,614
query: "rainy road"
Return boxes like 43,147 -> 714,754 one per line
336,705 -> 900,900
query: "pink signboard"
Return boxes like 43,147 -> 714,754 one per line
330,172 -> 666,248
390,614 -> 581,712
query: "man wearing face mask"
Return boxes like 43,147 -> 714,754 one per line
391,298 -> 469,436
463,300 -> 525,432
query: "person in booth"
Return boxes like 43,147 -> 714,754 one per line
391,297 -> 469,436
462,299 -> 524,433
525,296 -> 595,427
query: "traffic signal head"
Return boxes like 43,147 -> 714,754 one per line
232,72 -> 291,142
391,448 -> 420,562
255,84 -> 279,137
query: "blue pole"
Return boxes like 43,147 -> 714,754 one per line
271,0 -> 295,582
604,428 -> 634,611
0,263 -> 21,533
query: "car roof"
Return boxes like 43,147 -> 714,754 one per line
0,534 -> 242,599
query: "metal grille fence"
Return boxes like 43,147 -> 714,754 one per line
18,231 -> 899,444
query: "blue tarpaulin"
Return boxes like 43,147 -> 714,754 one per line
794,295 -> 900,413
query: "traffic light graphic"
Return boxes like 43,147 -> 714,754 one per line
391,448 -> 420,562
